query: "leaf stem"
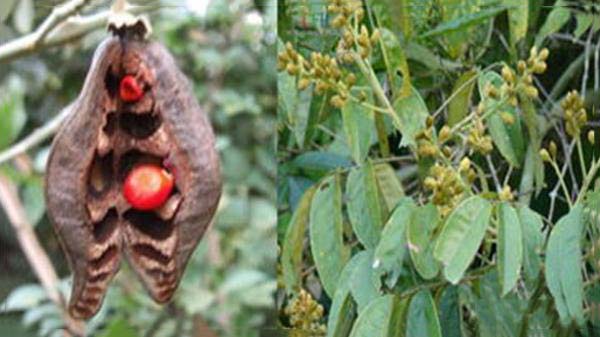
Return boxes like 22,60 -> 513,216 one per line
549,158 -> 573,208
577,155 -> 600,204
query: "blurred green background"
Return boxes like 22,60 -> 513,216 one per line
0,0 -> 277,336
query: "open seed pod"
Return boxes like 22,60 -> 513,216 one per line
45,20 -> 221,319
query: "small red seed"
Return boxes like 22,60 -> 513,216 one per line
123,164 -> 174,211
119,75 -> 144,102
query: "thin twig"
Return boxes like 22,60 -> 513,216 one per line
595,36 -> 600,91
486,155 -> 501,192
0,2 -> 160,63
0,0 -> 93,61
36,0 -> 93,46
550,33 -> 587,47
0,174 -> 85,336
0,103 -> 74,165
582,28 -> 593,97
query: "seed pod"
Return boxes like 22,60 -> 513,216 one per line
45,23 -> 221,319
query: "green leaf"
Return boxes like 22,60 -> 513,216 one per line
404,41 -> 462,72
406,290 -> 442,337
535,0 -> 570,45
374,163 -> 404,213
0,87 -> 26,150
327,254 -> 365,337
433,196 -> 492,284
497,202 -> 522,296
392,87 -> 429,148
464,270 -> 526,337
574,13 -> 594,38
408,204 -> 440,280
517,206 -> 544,286
291,151 -> 353,175
98,318 -> 139,337
349,295 -> 394,337
373,198 -> 416,288
438,286 -> 462,337
350,250 -> 382,312
347,161 -> 383,249
327,291 -> 357,337
504,0 -> 529,45
421,5 -> 508,38
379,28 -> 411,98
387,295 -> 410,337
21,177 -> 46,227
448,70 -> 478,127
1,284 -> 47,312
342,92 -> 375,164
309,174 -> 350,297
487,110 -> 525,167
479,71 -> 525,167
281,186 -> 316,294
545,204 -> 585,327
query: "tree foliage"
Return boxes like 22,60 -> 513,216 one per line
277,0 -> 600,336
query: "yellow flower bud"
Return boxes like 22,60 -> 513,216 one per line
540,149 -> 551,162
539,48 -> 549,61
517,60 -> 527,74
439,125 -> 451,143
533,62 -> 547,74
298,78 -> 311,91
330,95 -> 345,108
500,112 -> 515,125
426,116 -> 434,128
525,86 -> 539,98
424,177 -> 438,190
459,157 -> 471,172
371,29 -> 381,43
589,130 -> 595,144
499,185 -> 513,201
346,73 -> 357,86
286,63 -> 299,76
549,141 -> 557,158
501,66 -> 514,83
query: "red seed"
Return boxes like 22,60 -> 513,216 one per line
119,75 -> 144,102
123,164 -> 174,211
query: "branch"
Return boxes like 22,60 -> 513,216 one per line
0,102 -> 74,165
35,0 -> 93,46
0,173 -> 85,336
0,2 -> 160,63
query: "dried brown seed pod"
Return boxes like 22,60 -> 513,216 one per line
45,28 -> 221,319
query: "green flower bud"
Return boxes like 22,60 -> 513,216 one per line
540,149 -> 551,162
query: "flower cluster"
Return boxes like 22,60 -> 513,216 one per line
561,90 -> 587,137
500,46 -> 549,104
416,122 -> 455,159
284,289 -> 326,335
466,109 -> 494,155
278,42 -> 355,107
424,161 -> 474,216
540,140 -> 558,162
327,0 -> 363,29
277,1 -> 384,109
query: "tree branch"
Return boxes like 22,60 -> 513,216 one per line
0,102 -> 74,165
0,173 -> 85,336
0,2 -> 160,63
35,0 -> 93,46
